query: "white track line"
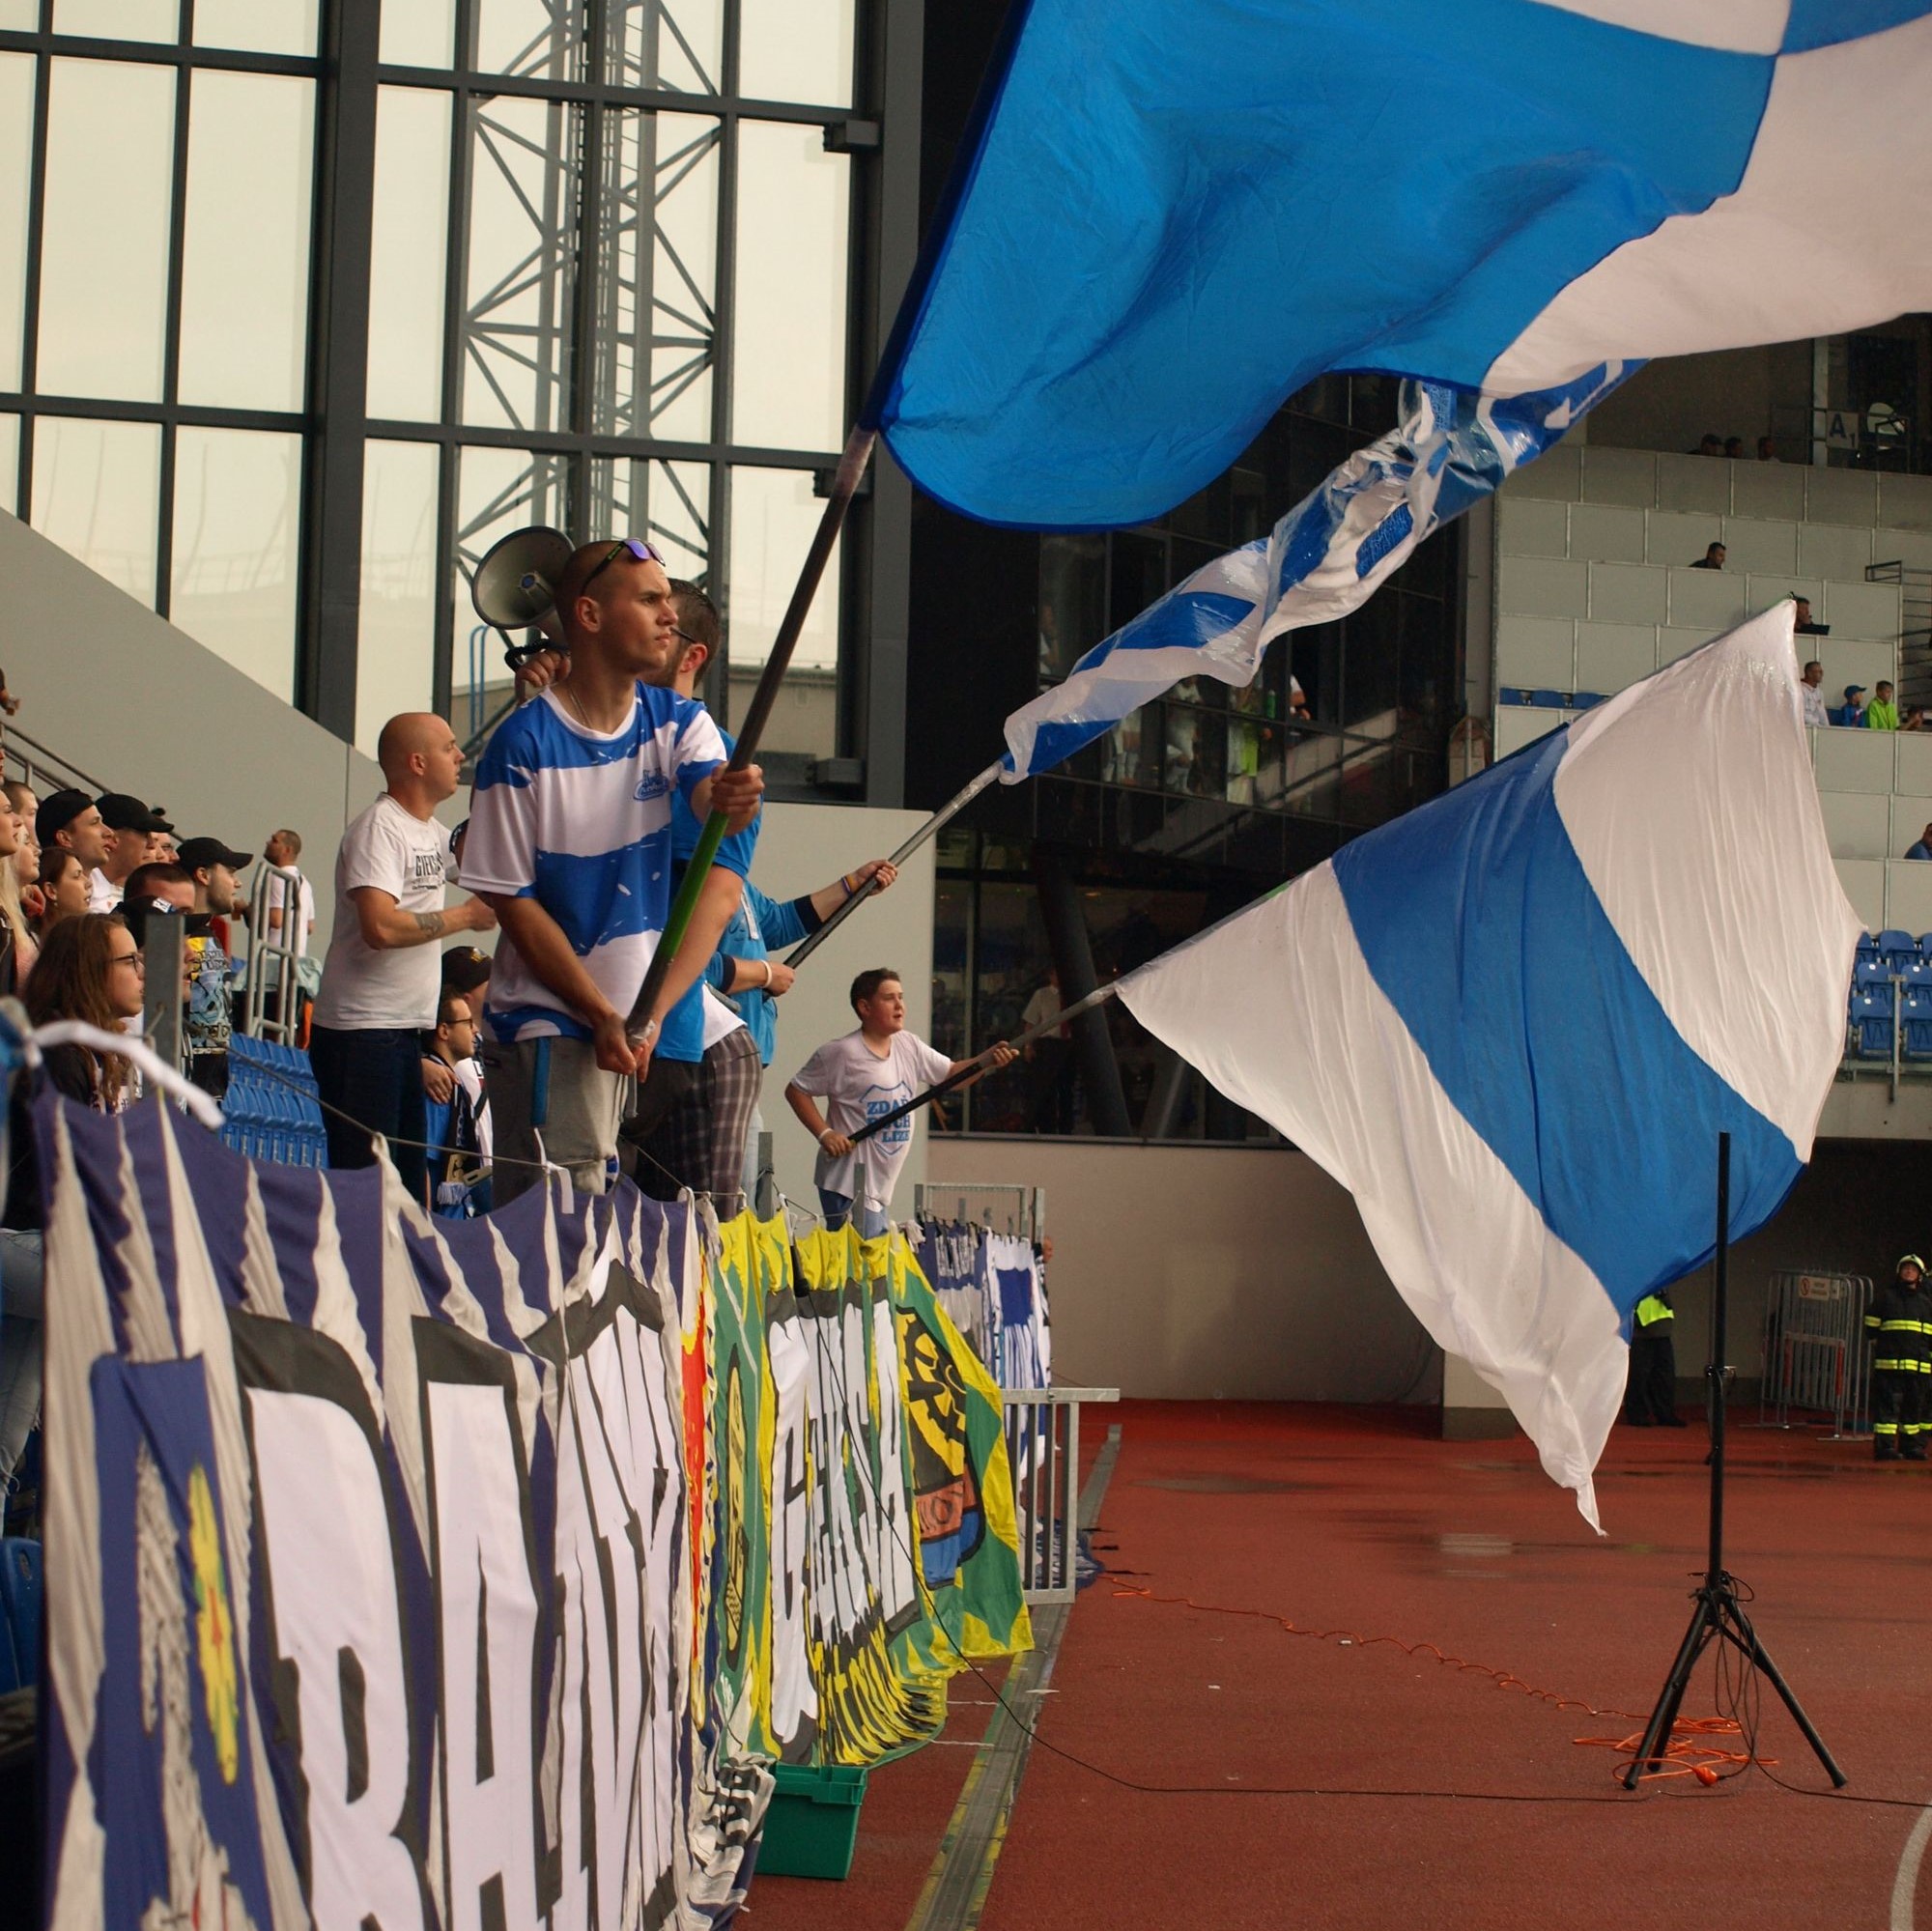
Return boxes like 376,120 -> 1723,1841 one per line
1889,1800 -> 1932,1931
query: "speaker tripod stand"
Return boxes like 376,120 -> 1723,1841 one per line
1619,1131 -> 1847,1792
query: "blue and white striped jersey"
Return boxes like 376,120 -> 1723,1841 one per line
463,685 -> 726,1042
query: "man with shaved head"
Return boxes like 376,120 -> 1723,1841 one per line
310,711 -> 497,1199
463,538 -> 763,1203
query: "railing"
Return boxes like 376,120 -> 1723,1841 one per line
241,862 -> 308,1046
999,1385 -> 1119,1604
1869,561 -> 1932,712
1755,1270 -> 1872,1439
2,724 -> 105,798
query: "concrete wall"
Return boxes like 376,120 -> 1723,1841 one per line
0,510 -> 384,952
743,800 -> 936,1219
925,1137 -> 1442,1405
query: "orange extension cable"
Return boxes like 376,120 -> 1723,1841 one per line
1108,1579 -> 1775,1785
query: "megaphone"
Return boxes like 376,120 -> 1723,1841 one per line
469,525 -> 572,639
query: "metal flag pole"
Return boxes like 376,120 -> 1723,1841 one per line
783,759 -> 1005,970
848,981 -> 1121,1146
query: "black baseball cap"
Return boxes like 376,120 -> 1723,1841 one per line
440,946 -> 493,995
36,787 -> 95,845
177,837 -> 252,875
96,792 -> 173,836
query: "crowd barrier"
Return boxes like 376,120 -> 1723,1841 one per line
1756,1269 -> 1873,1438
36,1091 -> 1033,1931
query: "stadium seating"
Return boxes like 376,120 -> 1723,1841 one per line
222,1036 -> 328,1168
1849,986 -> 1895,1060
1904,986 -> 1932,1062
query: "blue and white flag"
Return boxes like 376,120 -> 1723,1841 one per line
877,0 -> 1932,529
1116,606 -> 1861,1527
1000,367 -> 1626,780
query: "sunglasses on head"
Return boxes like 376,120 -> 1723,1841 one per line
582,537 -> 666,592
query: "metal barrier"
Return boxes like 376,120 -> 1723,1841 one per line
999,1385 -> 1118,1604
242,862 -> 308,1045
1757,1270 -> 1873,1438
914,1181 -> 1044,1239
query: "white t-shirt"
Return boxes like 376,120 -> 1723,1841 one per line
87,869 -> 121,913
266,869 -> 317,958
791,1028 -> 952,1212
312,794 -> 451,1031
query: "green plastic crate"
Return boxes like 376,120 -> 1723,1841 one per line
757,1764 -> 869,1880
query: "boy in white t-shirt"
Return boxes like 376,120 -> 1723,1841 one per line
785,969 -> 1015,1235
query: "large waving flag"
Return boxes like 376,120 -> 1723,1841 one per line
876,0 -> 1932,530
1000,366 -> 1626,780
1114,607 -> 1860,1528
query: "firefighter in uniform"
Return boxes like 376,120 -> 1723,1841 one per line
1624,1287 -> 1685,1427
1866,1255 -> 1932,1462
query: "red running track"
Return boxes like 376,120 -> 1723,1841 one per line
758,1400 -> 1932,1931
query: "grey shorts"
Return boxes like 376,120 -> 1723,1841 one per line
481,1033 -> 630,1206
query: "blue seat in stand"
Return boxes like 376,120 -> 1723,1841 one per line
1904,987 -> 1932,1063
222,1036 -> 328,1168
1877,929 -> 1918,973
1854,953 -> 1891,988
1849,987 -> 1894,1060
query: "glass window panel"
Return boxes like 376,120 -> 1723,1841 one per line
38,60 -> 174,403
473,0 -> 582,80
368,84 -> 452,421
170,427 -> 302,697
460,94 -> 578,431
194,0 -> 318,54
52,0 -> 176,39
178,72 -> 315,412
590,110 -> 718,441
0,54 -> 35,393
0,4 -> 36,29
0,415 -> 16,516
725,465 -> 838,756
357,439 -> 441,757
615,0 -> 722,95
31,416 -> 160,606
739,0 -> 853,107
732,123 -> 847,452
380,0 -> 455,66
450,442 -> 571,741
590,453 -> 710,584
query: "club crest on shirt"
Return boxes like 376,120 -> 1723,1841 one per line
634,772 -> 669,803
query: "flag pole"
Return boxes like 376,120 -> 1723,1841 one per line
848,981 -> 1120,1146
784,759 -> 1005,971
620,1 -> 1042,1048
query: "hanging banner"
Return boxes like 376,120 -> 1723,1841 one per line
40,1094 -> 1030,1931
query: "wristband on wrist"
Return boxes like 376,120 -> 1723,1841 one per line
759,958 -> 774,988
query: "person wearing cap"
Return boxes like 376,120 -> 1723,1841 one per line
88,793 -> 174,914
179,838 -> 250,1096
1622,1285 -> 1685,1428
1832,683 -> 1867,728
1866,1256 -> 1932,1462
36,790 -> 108,895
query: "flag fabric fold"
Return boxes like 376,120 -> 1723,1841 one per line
877,0 -> 1932,530
1115,607 -> 1861,1527
1000,367 -> 1627,781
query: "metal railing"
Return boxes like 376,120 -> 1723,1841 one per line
913,1181 -> 1044,1240
999,1385 -> 1119,1604
241,862 -> 308,1046
1756,1270 -> 1872,1439
2,724 -> 105,799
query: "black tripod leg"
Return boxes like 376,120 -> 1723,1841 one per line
1712,1601 -> 1848,1788
1621,1591 -> 1716,1791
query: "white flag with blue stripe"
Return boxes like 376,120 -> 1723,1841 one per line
1000,368 -> 1627,781
1116,606 -> 1861,1527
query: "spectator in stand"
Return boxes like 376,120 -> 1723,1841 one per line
0,788 -> 26,999
1905,708 -> 1927,733
1904,823 -> 1932,862
90,794 -> 173,911
36,790 -> 108,899
1799,659 -> 1830,729
178,838 -> 250,1097
310,714 -> 497,1203
785,969 -> 1014,1235
147,829 -> 179,865
1832,683 -> 1867,727
420,945 -> 491,1110
1690,541 -> 1726,570
1793,595 -> 1830,637
34,849 -> 88,942
706,859 -> 900,1201
0,910 -> 146,1488
1693,433 -> 1722,457
1866,680 -> 1901,731
1723,436 -> 1746,460
258,828 -> 315,958
121,864 -> 196,1022
5,781 -> 39,923
423,991 -> 488,1217
1757,436 -> 1779,461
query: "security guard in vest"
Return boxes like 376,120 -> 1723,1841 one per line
1624,1286 -> 1685,1427
1867,1255 -> 1932,1462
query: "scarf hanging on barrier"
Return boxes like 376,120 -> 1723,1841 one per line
38,1091 -> 1031,1931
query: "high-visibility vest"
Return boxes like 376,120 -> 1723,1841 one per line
1634,1294 -> 1674,1330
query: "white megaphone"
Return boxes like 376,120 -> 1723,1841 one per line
469,525 -> 572,664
